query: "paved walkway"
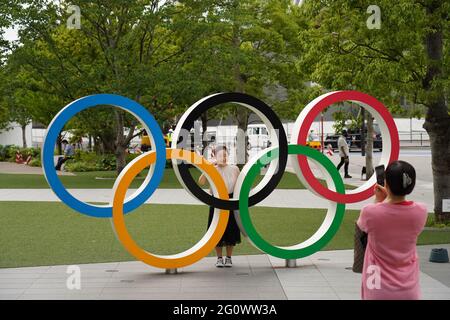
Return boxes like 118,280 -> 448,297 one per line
1,245 -> 449,300
0,188 -> 378,210
0,148 -> 436,210
327,150 -> 435,207
0,162 -> 73,176
0,186 -> 435,211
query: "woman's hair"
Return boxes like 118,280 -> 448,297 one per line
385,160 -> 416,196
213,144 -> 228,156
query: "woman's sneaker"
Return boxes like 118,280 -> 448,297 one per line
215,257 -> 224,268
224,257 -> 232,268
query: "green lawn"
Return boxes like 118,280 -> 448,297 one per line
0,167 -> 356,190
0,201 -> 448,268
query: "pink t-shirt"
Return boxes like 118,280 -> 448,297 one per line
357,201 -> 427,300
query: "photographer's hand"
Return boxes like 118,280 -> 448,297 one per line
374,184 -> 387,203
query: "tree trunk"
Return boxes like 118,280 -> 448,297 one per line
114,110 -> 127,175
233,63 -> 250,165
365,115 -> 374,180
21,124 -> 27,148
233,78 -> 250,165
57,133 -> 62,155
425,119 -> 450,222
201,112 -> 208,153
99,133 -> 116,154
93,136 -> 102,154
115,144 -> 127,175
232,22 -> 250,165
88,135 -> 92,152
235,109 -> 249,166
422,1 -> 450,222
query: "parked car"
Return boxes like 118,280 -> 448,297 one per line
247,125 -> 270,150
324,134 -> 340,150
324,133 -> 382,152
349,133 -> 382,151
306,133 -> 322,150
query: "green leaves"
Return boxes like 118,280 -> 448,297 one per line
298,0 -> 448,114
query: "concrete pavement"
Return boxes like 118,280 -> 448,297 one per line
0,149 -> 448,300
1,245 -> 448,300
0,162 -> 73,175
0,188 -> 379,210
0,185 -> 435,211
0,148 -> 436,211
313,150 -> 435,209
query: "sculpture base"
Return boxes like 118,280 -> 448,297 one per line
285,259 -> 297,268
165,268 -> 178,274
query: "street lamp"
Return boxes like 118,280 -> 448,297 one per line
361,107 -> 366,157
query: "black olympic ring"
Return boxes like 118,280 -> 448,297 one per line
171,92 -> 288,211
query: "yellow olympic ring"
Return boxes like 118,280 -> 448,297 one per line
111,149 -> 229,269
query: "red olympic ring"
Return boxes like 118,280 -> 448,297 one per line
292,91 -> 400,203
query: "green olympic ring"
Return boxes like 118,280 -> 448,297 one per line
238,144 -> 346,259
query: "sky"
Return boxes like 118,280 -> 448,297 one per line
2,0 -> 62,42
2,0 -> 304,43
4,27 -> 18,42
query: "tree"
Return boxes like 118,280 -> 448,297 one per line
421,1 -> 450,222
4,98 -> 32,148
11,0 -> 214,173
0,61 -> 38,148
0,68 -> 10,131
184,0 -> 309,163
298,0 -> 449,221
0,0 -> 26,138
4,0 -> 310,169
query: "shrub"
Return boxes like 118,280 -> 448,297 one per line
425,215 -> 450,228
126,152 -> 173,168
6,145 -> 20,162
65,161 -> 99,172
28,158 -> 42,167
126,153 -> 139,163
65,152 -> 116,172
20,147 -> 41,161
63,151 -> 160,172
99,154 -> 116,171
0,145 -> 41,162
73,150 -> 96,162
0,145 -> 10,161
425,215 -> 434,227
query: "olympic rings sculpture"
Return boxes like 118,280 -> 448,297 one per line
42,91 -> 399,269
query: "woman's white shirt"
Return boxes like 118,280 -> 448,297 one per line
211,164 -> 240,194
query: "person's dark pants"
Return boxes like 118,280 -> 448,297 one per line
337,157 -> 349,176
207,193 -> 241,248
55,157 -> 71,171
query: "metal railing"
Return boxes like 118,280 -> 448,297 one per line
398,131 -> 430,147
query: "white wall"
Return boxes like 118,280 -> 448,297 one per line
307,118 -> 428,141
205,118 -> 429,143
0,122 -> 33,147
21,117 -> 428,152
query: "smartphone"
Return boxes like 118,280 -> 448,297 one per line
375,165 -> 385,186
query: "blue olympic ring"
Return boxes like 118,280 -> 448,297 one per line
41,94 -> 166,218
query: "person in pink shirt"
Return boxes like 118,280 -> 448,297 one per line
357,160 -> 427,300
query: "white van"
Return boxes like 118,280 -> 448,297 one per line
246,124 -> 270,151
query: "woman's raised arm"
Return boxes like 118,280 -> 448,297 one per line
198,172 -> 208,186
